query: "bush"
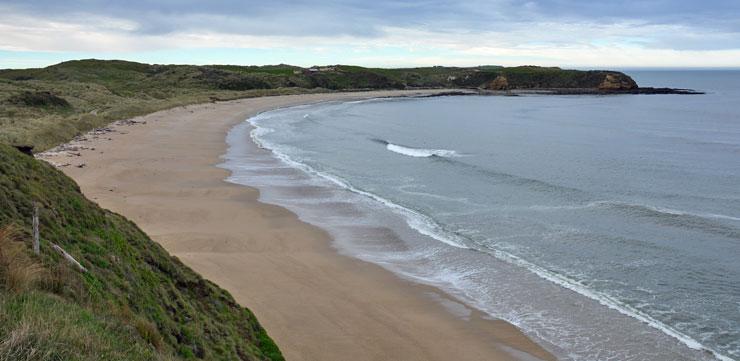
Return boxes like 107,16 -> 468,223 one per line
7,91 -> 71,109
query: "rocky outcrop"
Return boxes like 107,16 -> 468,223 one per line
598,73 -> 638,91
484,75 -> 509,90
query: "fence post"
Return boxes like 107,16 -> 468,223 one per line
51,243 -> 87,273
33,203 -> 40,254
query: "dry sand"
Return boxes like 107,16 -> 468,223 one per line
41,90 -> 556,361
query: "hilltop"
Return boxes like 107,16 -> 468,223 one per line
0,59 -> 646,151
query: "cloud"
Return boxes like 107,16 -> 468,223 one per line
0,0 -> 739,67
3,0 -> 739,36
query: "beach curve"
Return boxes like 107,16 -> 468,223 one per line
39,90 -> 556,361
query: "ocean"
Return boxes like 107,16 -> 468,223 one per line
222,71 -> 740,361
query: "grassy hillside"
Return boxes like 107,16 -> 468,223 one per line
0,144 -> 283,361
0,59 -> 638,151
0,60 -> 323,151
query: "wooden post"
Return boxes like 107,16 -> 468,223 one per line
51,243 -> 87,273
33,203 -> 40,254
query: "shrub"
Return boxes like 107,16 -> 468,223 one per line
7,91 -> 71,109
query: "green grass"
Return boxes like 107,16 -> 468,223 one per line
0,292 -> 165,361
0,74 -> 318,151
0,144 -> 284,361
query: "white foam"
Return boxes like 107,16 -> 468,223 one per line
249,121 -> 468,250
704,213 -> 740,221
397,186 -> 477,205
386,143 -> 458,158
476,247 -> 729,358
529,203 -> 599,211
646,204 -> 740,222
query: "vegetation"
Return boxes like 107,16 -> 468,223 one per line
0,59 -> 637,151
8,91 -> 71,109
0,144 -> 283,361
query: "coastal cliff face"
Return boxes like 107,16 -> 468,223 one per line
484,75 -> 510,90
598,73 -> 639,90
481,72 -> 639,91
474,67 -> 638,91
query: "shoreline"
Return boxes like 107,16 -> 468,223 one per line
39,90 -> 555,361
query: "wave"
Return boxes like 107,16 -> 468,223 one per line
441,157 -> 591,201
531,201 -> 740,239
627,203 -> 740,222
247,115 -> 733,361
372,139 -> 459,158
251,131 -> 469,250
374,140 -> 590,201
387,143 -> 459,158
605,201 -> 740,240
533,201 -> 740,221
468,240 -> 734,361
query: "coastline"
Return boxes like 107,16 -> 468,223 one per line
39,90 -> 555,361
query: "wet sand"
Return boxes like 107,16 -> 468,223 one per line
41,90 -> 555,361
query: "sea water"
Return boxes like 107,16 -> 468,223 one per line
222,71 -> 740,361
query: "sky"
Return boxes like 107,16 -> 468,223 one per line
1,0 -> 739,69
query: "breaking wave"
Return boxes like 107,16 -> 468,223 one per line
372,139 -> 459,158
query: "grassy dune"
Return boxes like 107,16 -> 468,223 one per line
0,60 -> 323,151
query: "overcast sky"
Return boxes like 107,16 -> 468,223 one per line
1,0 -> 739,68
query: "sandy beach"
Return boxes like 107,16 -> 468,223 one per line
41,90 -> 555,361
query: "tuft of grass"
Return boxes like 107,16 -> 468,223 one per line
0,292 -> 163,361
0,225 -> 43,294
256,329 -> 284,361
135,317 -> 164,351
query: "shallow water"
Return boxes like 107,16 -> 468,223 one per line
223,71 -> 740,361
